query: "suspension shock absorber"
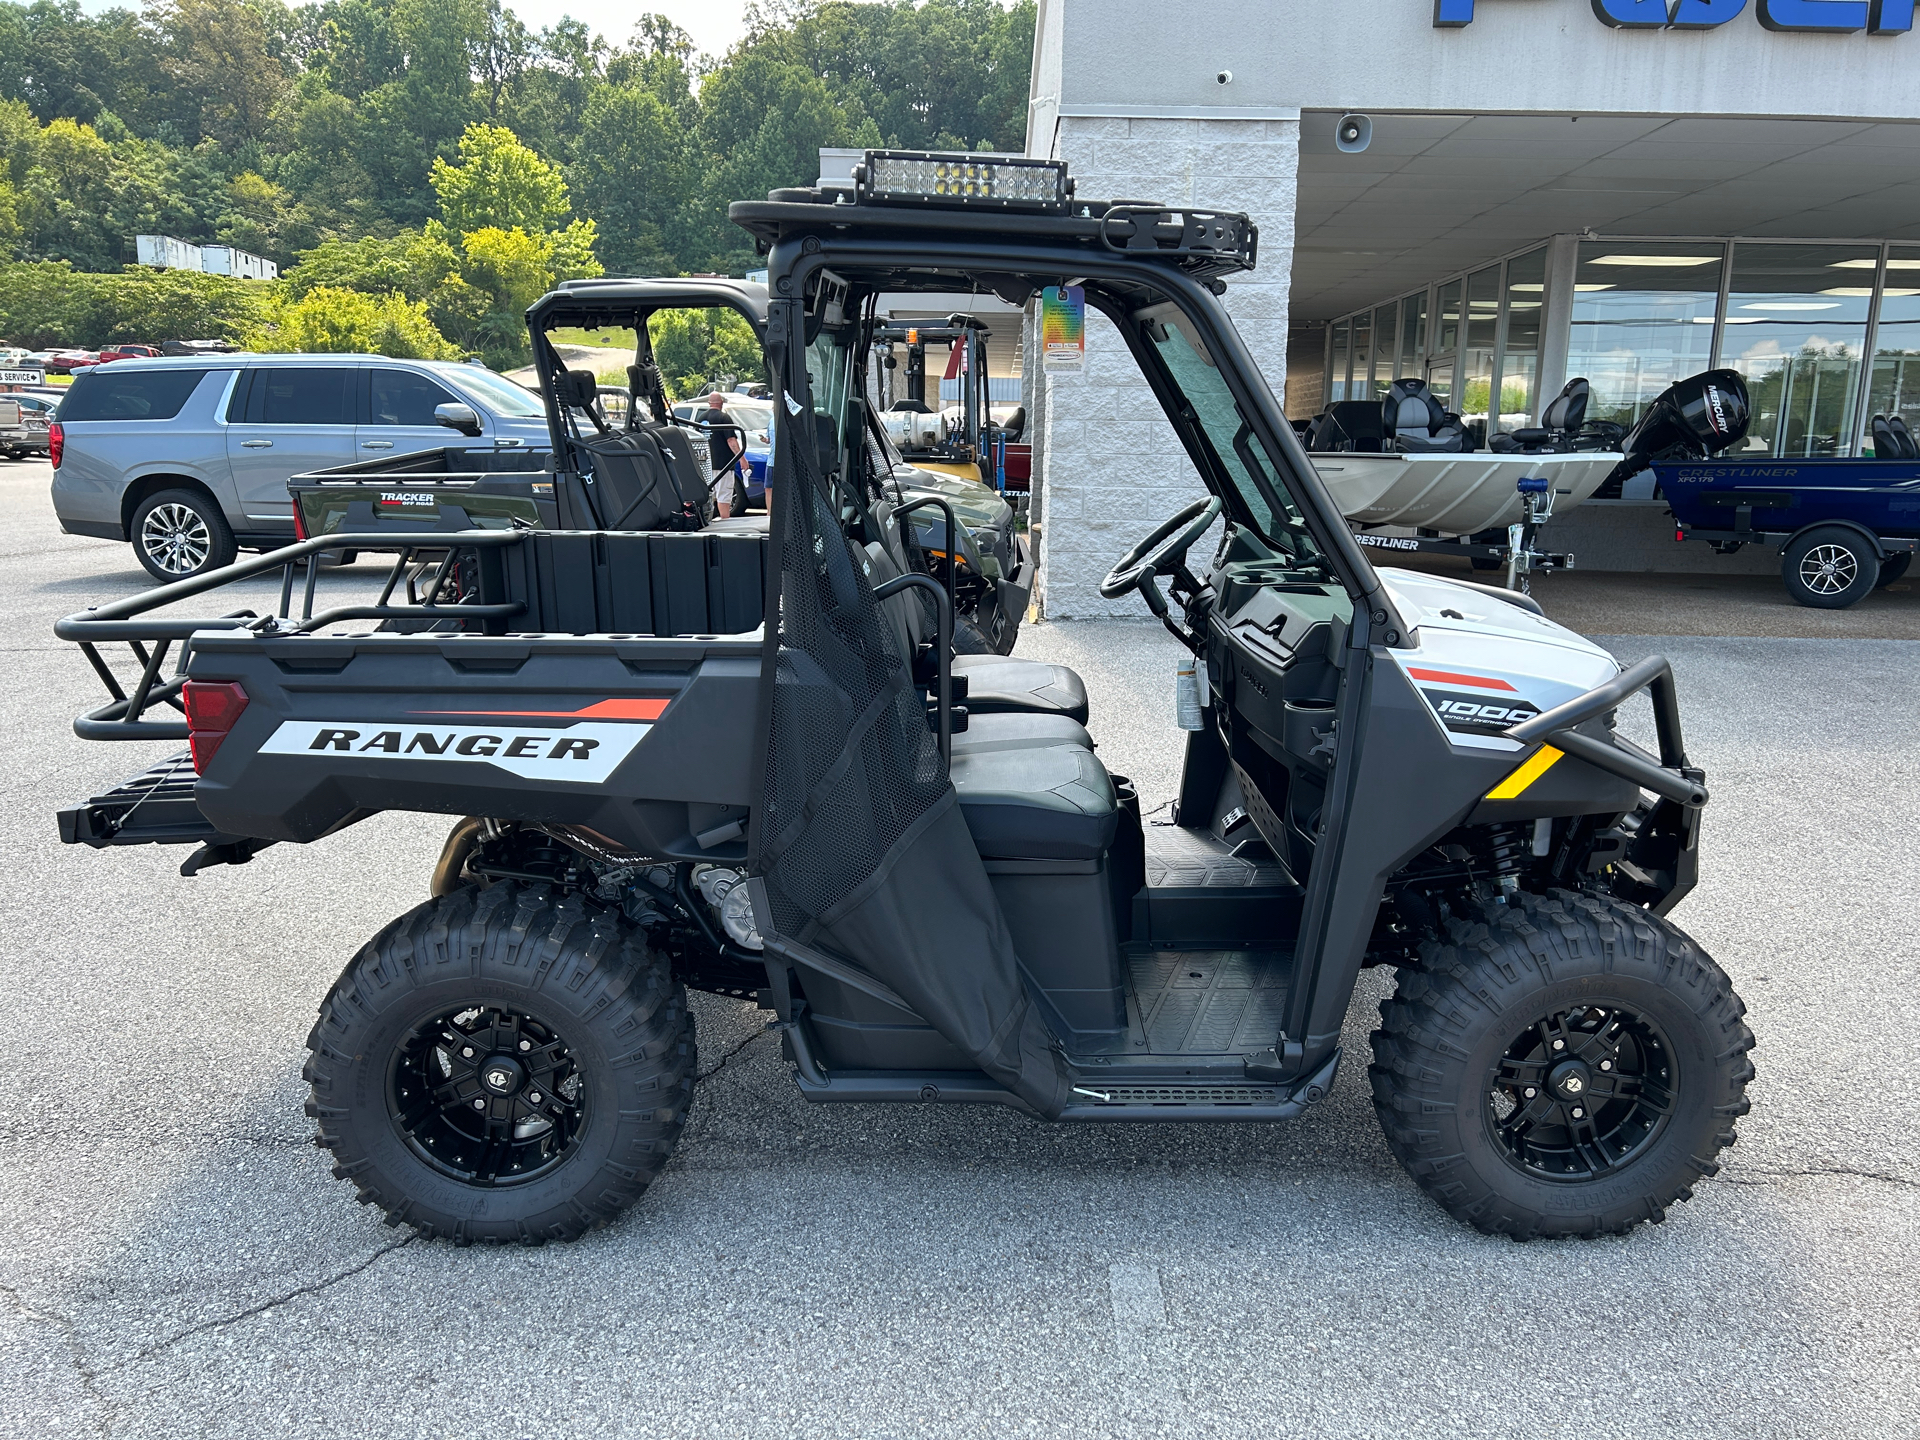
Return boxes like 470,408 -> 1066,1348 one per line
1484,822 -> 1530,904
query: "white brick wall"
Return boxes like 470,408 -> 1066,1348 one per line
1035,115 -> 1299,618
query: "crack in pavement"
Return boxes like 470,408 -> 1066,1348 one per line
697,1027 -> 773,1082
1715,1164 -> 1919,1190
0,1281 -> 112,1432
121,1236 -> 417,1368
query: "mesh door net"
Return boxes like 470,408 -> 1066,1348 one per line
755,410 -> 1068,1117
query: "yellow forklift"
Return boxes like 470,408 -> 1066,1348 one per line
875,315 -> 1001,485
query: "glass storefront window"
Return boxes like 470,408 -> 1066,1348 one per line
1350,310 -> 1372,403
1566,241 -> 1723,432
1460,265 -> 1500,445
1399,292 -> 1425,381
1328,318 -> 1349,403
1431,279 -> 1463,408
1865,246 -> 1920,452
1723,242 -> 1877,457
1497,248 -> 1547,433
1371,304 -> 1397,396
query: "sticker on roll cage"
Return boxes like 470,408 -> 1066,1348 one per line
258,719 -> 652,784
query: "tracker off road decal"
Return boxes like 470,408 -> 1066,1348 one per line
258,720 -> 650,783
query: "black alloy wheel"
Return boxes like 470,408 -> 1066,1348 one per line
1370,888 -> 1755,1239
1485,1003 -> 1674,1183
389,1005 -> 588,1186
306,882 -> 695,1244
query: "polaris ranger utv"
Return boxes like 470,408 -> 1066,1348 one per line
55,152 -> 1753,1244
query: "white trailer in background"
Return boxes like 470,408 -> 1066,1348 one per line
133,237 -> 278,281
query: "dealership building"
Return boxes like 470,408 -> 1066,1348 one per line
1021,0 -> 1920,615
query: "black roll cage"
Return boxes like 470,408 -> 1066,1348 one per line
757,229 -> 1402,639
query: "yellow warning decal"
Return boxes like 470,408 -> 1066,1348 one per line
1485,745 -> 1564,800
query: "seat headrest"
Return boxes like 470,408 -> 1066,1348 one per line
558,369 -> 599,407
1541,377 -> 1590,434
1887,415 -> 1918,460
1381,378 -> 1447,438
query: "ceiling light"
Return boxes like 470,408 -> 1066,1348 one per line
1574,283 -> 1615,292
1588,254 -> 1720,267
1830,258 -> 1920,270
1739,302 -> 1840,311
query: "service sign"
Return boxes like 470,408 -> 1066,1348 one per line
0,367 -> 45,385
1435,0 -> 1913,32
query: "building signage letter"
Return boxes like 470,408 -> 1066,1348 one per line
1756,0 -> 1869,29
1669,0 -> 1748,26
1591,0 -> 1671,26
1868,0 -> 1915,30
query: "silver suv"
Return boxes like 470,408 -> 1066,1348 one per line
51,354 -> 552,579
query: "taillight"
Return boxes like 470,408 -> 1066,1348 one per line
182,681 -> 249,773
48,421 -> 62,468
292,502 -> 307,540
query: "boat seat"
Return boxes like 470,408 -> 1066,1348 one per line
1876,414 -> 1919,459
1381,378 -> 1469,455
1492,378 -> 1590,454
950,727 -> 1116,861
862,524 -> 1092,726
1894,416 -> 1920,459
1307,400 -> 1386,453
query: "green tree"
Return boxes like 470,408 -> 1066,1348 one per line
430,119 -> 569,234
649,306 -> 764,400
255,282 -> 460,357
570,82 -> 687,275
154,0 -> 290,150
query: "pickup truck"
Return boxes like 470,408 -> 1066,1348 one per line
286,278 -> 1034,654
0,395 -> 52,458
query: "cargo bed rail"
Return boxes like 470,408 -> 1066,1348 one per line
55,531 -> 528,742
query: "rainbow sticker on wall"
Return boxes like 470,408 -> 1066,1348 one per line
1040,285 -> 1085,371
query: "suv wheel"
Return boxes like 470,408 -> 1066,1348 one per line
131,488 -> 237,581
305,882 -> 695,1244
1369,889 -> 1754,1239
1782,526 -> 1878,609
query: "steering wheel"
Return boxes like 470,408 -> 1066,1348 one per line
1099,496 -> 1223,600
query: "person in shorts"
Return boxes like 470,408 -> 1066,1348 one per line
705,393 -> 748,517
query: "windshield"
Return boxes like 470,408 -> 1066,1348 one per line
442,365 -> 545,419
1137,303 -> 1327,570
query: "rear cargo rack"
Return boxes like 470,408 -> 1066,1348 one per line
55,531 -> 528,743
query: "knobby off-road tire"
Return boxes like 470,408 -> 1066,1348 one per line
1369,888 -> 1755,1239
305,882 -> 695,1244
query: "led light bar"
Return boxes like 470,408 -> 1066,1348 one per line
856,151 -> 1073,213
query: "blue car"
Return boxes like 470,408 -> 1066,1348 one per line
673,397 -> 773,507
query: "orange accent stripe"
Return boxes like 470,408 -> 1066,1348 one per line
1408,667 -> 1517,693
414,698 -> 669,721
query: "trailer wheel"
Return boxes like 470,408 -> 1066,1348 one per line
304,882 -> 694,1244
1782,526 -> 1879,608
1369,889 -> 1754,1240
1875,552 -> 1911,588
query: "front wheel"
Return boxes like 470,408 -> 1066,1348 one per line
1370,890 -> 1754,1239
304,883 -> 695,1243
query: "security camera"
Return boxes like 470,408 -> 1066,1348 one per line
1335,113 -> 1372,154
1216,69 -> 1233,85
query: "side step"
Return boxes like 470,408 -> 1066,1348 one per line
58,750 -> 237,849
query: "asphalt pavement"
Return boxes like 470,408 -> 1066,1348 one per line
2,458 -> 1916,1439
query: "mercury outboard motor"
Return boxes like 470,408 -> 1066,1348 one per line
1599,368 -> 1750,497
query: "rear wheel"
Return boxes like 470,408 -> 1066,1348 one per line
131,487 -> 236,581
1782,526 -> 1878,609
1369,889 -> 1754,1239
304,882 -> 694,1243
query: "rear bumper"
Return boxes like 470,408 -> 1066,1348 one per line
59,517 -> 126,541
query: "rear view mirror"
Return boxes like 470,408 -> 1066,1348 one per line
434,402 -> 481,437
